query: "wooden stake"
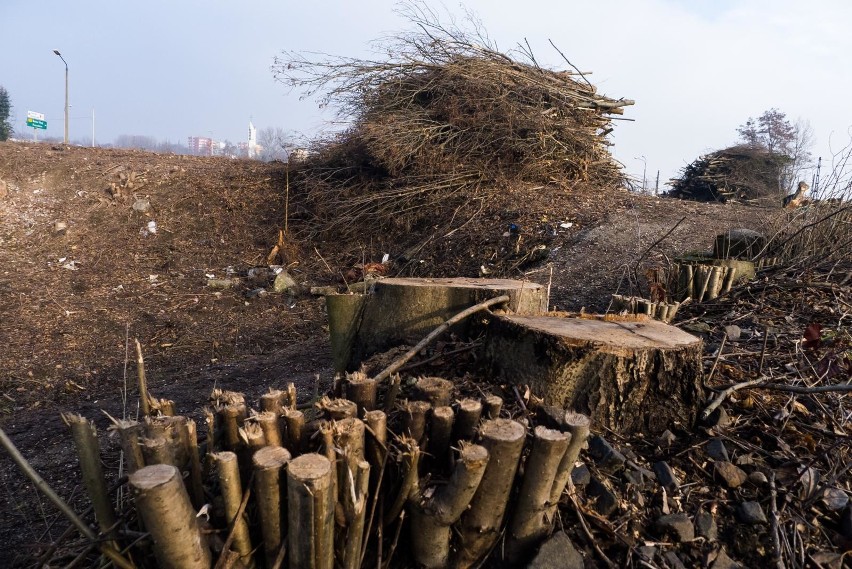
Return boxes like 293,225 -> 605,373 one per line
548,412 -> 591,507
287,453 -> 336,569
364,410 -> 387,472
219,404 -> 247,451
453,398 -> 483,442
343,461 -> 371,569
284,409 -> 306,455
410,444 -> 489,568
345,371 -> 377,415
141,436 -> 175,466
508,426 -> 571,559
135,338 -> 151,417
256,411 -> 283,447
115,419 -> 145,475
414,376 -> 454,407
260,389 -> 286,415
383,373 -> 402,413
62,414 -> 117,537
253,445 -> 292,565
318,397 -> 358,421
213,451 -> 254,566
130,464 -> 212,569
403,400 -> 431,444
483,395 -> 503,419
428,406 -> 455,470
385,439 -> 421,525
456,419 -> 526,568
183,419 -> 205,510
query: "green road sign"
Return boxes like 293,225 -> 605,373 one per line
26,118 -> 47,129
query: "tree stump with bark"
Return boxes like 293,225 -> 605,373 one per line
484,314 -> 703,434
328,277 -> 547,371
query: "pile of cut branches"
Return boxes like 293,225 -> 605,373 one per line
667,145 -> 790,203
272,4 -> 632,241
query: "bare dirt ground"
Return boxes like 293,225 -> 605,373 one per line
0,142 -> 773,566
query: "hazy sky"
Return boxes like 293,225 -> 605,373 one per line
2,0 -> 851,185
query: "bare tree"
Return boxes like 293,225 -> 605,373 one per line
737,108 -> 814,191
0,86 -> 12,141
256,127 -> 291,161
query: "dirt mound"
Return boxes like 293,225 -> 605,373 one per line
667,145 -> 789,204
0,142 -> 324,414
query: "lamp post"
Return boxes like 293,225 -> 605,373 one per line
53,49 -> 68,144
635,155 -> 647,193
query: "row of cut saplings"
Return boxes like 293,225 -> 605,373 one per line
66,373 -> 591,569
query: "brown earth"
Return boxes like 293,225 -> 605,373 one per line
0,142 -> 772,566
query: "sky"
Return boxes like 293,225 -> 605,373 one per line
2,0 -> 852,185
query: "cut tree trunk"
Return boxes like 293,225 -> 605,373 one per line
455,419 -> 526,568
253,445 -> 292,564
129,464 -> 211,569
484,314 -> 703,435
287,453 -> 336,569
343,277 -> 547,370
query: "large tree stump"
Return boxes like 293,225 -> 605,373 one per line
329,277 -> 547,371
484,314 -> 703,434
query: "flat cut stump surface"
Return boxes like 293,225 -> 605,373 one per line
484,315 -> 703,434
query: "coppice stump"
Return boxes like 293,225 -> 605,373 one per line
484,314 -> 703,434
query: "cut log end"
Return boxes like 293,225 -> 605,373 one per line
252,445 -> 291,470
288,452 -> 332,483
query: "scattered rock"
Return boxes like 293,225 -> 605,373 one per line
695,511 -> 718,541
723,325 -> 742,341
132,198 -> 151,213
588,435 -> 626,471
624,469 -> 646,487
657,429 -> 676,448
653,461 -> 680,491
706,438 -> 729,462
734,454 -> 755,467
0,179 -> 7,199
703,407 -> 731,429
714,461 -> 747,488
587,476 -> 619,516
737,501 -> 767,524
53,221 -> 68,235
656,513 -> 694,542
571,463 -> 590,486
748,471 -> 768,486
273,270 -> 299,294
526,531 -> 584,569
245,288 -> 267,299
823,488 -> 849,511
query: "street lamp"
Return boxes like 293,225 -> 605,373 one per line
635,155 -> 647,193
53,49 -> 68,144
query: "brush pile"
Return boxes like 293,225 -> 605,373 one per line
667,145 -> 789,203
272,6 -> 632,241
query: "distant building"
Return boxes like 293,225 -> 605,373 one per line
247,122 -> 259,159
187,136 -> 214,156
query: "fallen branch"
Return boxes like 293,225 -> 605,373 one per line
372,295 -> 510,383
0,426 -> 135,569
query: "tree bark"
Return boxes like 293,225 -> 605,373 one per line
130,464 -> 211,569
410,444 -> 489,569
213,451 -> 254,566
63,414 -> 117,538
455,419 -> 526,569
252,445 -> 291,565
507,426 -> 571,560
287,453 -> 336,569
484,314 -> 703,435
414,377 -> 454,407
